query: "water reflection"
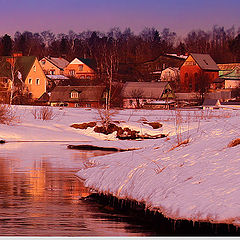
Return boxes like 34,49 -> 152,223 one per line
0,143 -> 149,236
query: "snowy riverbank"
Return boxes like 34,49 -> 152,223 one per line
1,105 -> 240,226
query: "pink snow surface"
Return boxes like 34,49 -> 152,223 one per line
1,105 -> 240,226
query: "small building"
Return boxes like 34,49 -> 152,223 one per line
160,67 -> 180,82
180,53 -> 219,92
40,57 -> 69,75
121,82 -> 175,109
49,86 -> 106,108
217,64 -> 240,89
64,58 -> 96,80
202,99 -> 221,110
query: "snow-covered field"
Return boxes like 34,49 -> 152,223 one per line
1,105 -> 240,226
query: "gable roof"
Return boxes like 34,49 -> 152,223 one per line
217,63 -> 240,71
190,53 -> 219,71
0,56 -> 36,81
122,82 -> 171,99
68,58 -> 97,71
49,86 -> 105,102
203,99 -> 220,106
44,57 -> 69,70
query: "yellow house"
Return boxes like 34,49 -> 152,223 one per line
40,57 -> 69,75
0,55 -> 47,101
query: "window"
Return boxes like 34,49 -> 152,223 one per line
80,75 -> 85,79
86,103 -> 91,108
33,65 -> 36,72
69,70 -> 75,76
75,103 -> 79,108
86,75 -> 91,79
28,78 -> 32,84
189,79 -> 193,91
50,70 -> 55,75
79,65 -> 83,71
129,100 -> 133,105
36,78 -> 40,85
71,91 -> 78,98
41,60 -> 46,65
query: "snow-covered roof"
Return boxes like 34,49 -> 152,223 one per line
122,82 -> 170,99
190,53 -> 219,71
44,57 -> 69,69
46,75 -> 69,80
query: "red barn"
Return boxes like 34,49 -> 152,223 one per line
180,53 -> 219,92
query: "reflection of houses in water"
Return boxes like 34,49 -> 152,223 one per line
26,159 -> 90,201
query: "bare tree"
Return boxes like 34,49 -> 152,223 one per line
130,88 -> 144,108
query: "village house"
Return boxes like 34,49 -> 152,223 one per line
121,82 -> 175,109
134,54 -> 186,82
180,53 -> 219,92
0,54 -> 47,103
40,57 -> 69,75
160,67 -> 180,82
217,63 -> 240,89
63,58 -> 97,80
49,85 -> 106,108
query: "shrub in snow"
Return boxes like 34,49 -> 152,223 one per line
228,138 -> 240,148
31,106 -> 56,120
0,104 -> 17,125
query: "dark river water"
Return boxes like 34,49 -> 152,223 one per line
0,142 -> 239,237
0,142 -> 163,237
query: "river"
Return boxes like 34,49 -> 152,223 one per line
0,141 -> 164,237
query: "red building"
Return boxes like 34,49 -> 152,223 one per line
180,53 -> 219,92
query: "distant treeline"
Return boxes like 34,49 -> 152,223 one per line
1,25 -> 240,63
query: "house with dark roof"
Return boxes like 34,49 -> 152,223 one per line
121,82 -> 175,108
64,58 -> 97,80
180,53 -> 219,92
49,85 -> 106,108
0,55 -> 47,102
202,99 -> 221,110
40,57 -> 69,75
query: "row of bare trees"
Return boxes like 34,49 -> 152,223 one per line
1,25 -> 240,64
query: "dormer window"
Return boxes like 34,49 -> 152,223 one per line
71,91 -> 78,98
50,70 -> 55,75
203,60 -> 209,65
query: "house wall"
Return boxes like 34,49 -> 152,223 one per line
50,101 -> 100,108
225,80 -> 240,89
40,58 -> 63,75
180,56 -> 219,92
64,61 -> 95,79
123,98 -> 151,108
25,59 -> 47,99
161,68 -> 179,81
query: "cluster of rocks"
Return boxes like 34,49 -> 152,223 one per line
71,121 -> 166,140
